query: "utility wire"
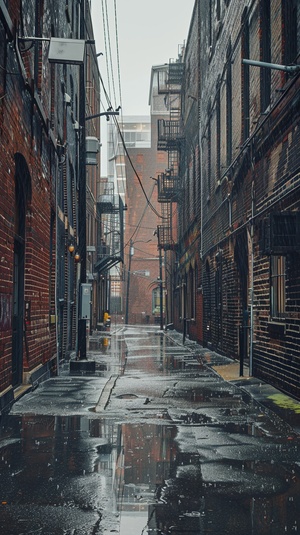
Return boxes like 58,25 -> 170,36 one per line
114,0 -> 123,111
101,0 -> 112,101
114,118 -> 167,220
99,73 -> 166,220
103,0 -> 118,107
97,2 -> 166,221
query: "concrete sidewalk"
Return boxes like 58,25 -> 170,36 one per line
164,329 -> 300,435
215,361 -> 300,435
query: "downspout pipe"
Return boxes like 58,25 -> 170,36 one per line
249,181 -> 255,376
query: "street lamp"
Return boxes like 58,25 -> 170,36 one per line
85,109 -> 120,122
242,58 -> 300,74
158,246 -> 164,331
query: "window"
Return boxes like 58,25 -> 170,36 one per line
215,251 -> 223,343
226,43 -> 232,165
241,8 -> 250,141
204,260 -> 212,342
0,21 -> 7,96
187,267 -> 196,320
282,0 -> 298,66
260,0 -> 271,113
191,266 -> 197,319
216,0 -> 220,22
216,80 -> 221,181
207,99 -> 212,197
192,151 -> 196,216
270,255 -> 286,318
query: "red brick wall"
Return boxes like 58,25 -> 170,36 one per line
179,0 -> 300,398
124,117 -> 168,324
0,0 -> 86,396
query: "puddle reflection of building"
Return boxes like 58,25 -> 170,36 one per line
114,423 -> 178,518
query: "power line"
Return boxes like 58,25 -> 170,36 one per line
114,119 -> 167,220
101,0 -> 112,100
114,0 -> 123,111
98,73 -> 166,220
103,0 -> 117,107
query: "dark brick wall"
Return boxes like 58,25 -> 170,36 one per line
175,2 -> 202,342
178,0 -> 300,397
0,1 -> 56,388
0,0 -> 98,398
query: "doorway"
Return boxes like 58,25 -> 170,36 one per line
12,239 -> 24,386
12,154 -> 31,387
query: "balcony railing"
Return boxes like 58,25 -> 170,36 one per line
168,62 -> 184,85
157,173 -> 179,202
97,194 -> 118,214
157,225 -> 176,251
95,194 -> 125,272
157,119 -> 183,151
157,62 -> 184,93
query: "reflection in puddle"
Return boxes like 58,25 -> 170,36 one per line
1,325 -> 300,534
107,420 -> 300,535
0,414 -> 300,534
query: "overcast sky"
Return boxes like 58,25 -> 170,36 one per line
90,0 -> 195,116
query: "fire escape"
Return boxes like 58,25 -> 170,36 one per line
95,188 -> 124,273
156,57 -> 184,327
156,58 -> 184,251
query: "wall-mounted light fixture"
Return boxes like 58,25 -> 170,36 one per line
48,37 -> 86,64
68,241 -> 80,262
17,36 -> 94,65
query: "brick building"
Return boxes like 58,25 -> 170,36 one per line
122,115 -> 167,325
0,0 -> 100,411
156,0 -> 300,398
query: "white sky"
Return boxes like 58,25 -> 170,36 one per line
90,0 -> 195,116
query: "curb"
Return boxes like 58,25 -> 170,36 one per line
94,374 -> 118,412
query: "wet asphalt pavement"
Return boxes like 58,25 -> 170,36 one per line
1,325 -> 300,534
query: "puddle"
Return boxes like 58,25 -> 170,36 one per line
1,327 -> 300,533
0,414 -> 300,534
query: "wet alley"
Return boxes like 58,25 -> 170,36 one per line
0,325 -> 300,534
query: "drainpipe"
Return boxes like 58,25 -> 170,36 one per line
249,181 -> 255,376
198,2 -> 203,261
55,164 -> 59,376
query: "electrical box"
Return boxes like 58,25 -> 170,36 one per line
80,283 -> 91,320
